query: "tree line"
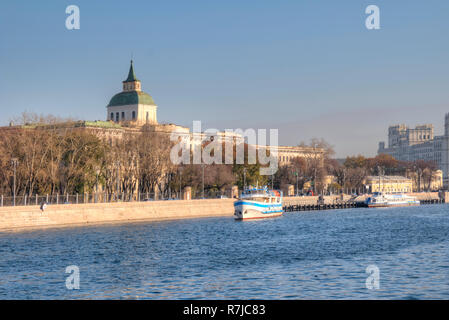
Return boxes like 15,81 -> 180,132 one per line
272,146 -> 440,194
0,116 -> 270,199
0,115 -> 441,200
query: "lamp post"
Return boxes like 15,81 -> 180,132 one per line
417,167 -> 422,192
200,137 -> 206,199
243,167 -> 247,190
115,160 -> 120,199
11,158 -> 18,206
295,171 -> 299,196
95,168 -> 100,203
202,164 -> 205,199
377,166 -> 383,193
178,167 -> 183,199
96,168 -> 100,193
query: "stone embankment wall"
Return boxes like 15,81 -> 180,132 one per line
408,192 -> 439,201
0,192 -> 444,232
0,199 -> 235,232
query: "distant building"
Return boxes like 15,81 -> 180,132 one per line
406,169 -> 443,192
107,60 -> 158,125
256,145 -> 325,166
430,169 -> 444,190
365,176 -> 413,193
1,60 -> 325,170
378,114 -> 449,189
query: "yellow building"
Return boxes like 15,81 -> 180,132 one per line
409,169 -> 443,191
430,170 -> 443,190
365,176 -> 413,193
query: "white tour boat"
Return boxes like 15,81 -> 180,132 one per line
365,192 -> 420,208
234,187 -> 283,220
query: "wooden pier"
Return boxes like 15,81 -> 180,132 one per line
283,202 -> 360,212
283,198 -> 444,213
420,199 -> 444,205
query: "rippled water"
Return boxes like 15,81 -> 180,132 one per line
0,205 -> 448,299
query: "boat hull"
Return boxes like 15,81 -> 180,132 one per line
234,200 -> 283,220
367,202 -> 420,208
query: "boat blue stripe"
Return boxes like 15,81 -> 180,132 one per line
261,210 -> 283,214
234,201 -> 282,208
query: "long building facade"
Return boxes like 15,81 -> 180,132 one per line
104,61 -> 325,166
378,114 -> 449,188
1,60 -> 324,170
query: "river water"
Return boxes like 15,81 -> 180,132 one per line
0,205 -> 448,299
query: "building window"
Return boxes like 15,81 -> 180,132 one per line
122,112 -> 125,120
146,112 -> 149,122
111,113 -> 114,120
116,112 -> 119,122
132,111 -> 136,120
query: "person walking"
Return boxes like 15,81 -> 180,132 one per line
40,201 -> 47,213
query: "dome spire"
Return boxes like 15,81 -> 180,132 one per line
125,60 -> 138,82
108,59 -> 158,125
122,60 -> 141,92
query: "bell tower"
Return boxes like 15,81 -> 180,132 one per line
122,60 -> 142,92
107,60 -> 158,125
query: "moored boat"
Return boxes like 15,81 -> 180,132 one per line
234,187 -> 283,220
365,192 -> 420,208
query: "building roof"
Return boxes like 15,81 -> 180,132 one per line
107,91 -> 156,107
124,60 -> 139,82
366,175 -> 412,182
108,60 -> 156,107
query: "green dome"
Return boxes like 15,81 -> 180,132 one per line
107,91 -> 156,107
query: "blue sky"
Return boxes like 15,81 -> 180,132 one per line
1,0 -> 448,157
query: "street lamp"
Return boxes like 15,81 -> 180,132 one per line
178,167 -> 183,199
243,167 -> 247,190
417,167 -> 422,192
95,168 -> 100,193
115,160 -> 120,198
294,171 -> 299,196
377,165 -> 384,193
95,168 -> 100,203
200,138 -> 207,199
202,164 -> 205,199
11,158 -> 18,206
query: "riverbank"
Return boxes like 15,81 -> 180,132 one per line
1,192 -> 446,233
0,199 -> 235,232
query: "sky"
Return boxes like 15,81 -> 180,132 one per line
1,0 -> 448,158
